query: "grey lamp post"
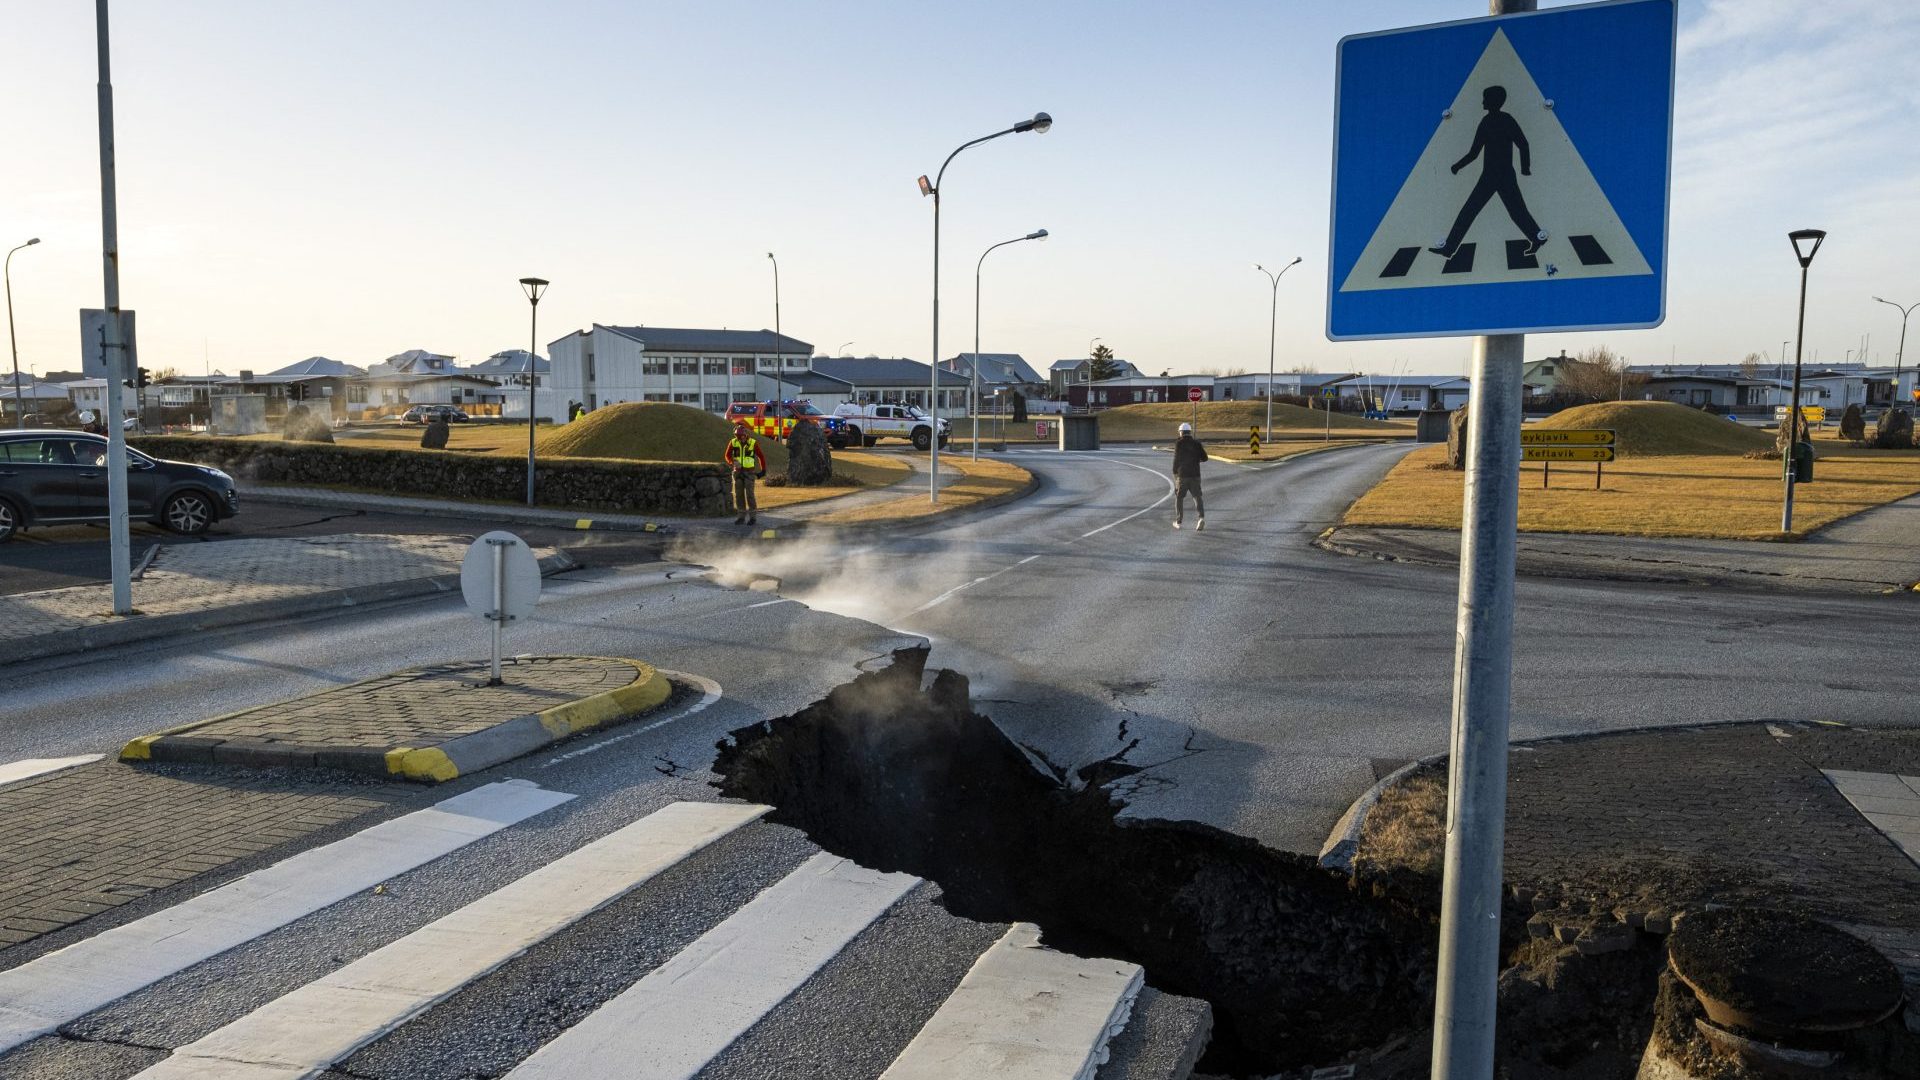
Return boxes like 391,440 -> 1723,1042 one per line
1254,257 -> 1302,442
767,253 -> 784,411
837,341 -> 854,357
1872,296 -> 1917,409
519,277 -> 548,506
6,238 -> 40,429
974,228 -> 1047,460
918,111 -> 1051,503
1782,229 -> 1825,533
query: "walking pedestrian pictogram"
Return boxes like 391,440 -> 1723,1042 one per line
1327,0 -> 1675,339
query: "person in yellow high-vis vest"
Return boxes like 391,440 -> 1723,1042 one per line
725,420 -> 767,524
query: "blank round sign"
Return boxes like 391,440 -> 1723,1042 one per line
461,530 -> 542,623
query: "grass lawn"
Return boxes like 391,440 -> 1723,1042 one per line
809,457 -> 1032,526
1344,442 -> 1920,540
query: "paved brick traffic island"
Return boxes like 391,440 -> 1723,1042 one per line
120,656 -> 671,782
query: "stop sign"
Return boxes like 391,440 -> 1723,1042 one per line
1187,387 -> 1204,402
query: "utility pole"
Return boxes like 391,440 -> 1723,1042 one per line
1782,229 -> 1826,533
1430,2 -> 1531,1076
95,0 -> 133,615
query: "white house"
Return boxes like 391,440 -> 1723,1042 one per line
1213,371 -> 1355,401
545,325 -> 815,423
463,350 -> 549,417
1331,373 -> 1471,413
60,378 -> 110,416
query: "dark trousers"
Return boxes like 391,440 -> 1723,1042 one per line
1442,173 -> 1542,251
732,470 -> 758,514
1175,475 -> 1204,521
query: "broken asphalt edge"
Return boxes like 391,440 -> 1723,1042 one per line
1312,525 -> 1920,596
4,551 -> 579,671
120,655 -> 673,783
243,485 -> 677,535
1315,717 -> 1844,875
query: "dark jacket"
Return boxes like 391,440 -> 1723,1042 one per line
1171,435 -> 1208,478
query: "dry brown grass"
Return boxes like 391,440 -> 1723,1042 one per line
810,456 -> 1032,526
750,452 -> 913,508
1357,772 -> 1446,878
1344,443 -> 1920,539
1202,440 -> 1388,463
1096,400 -> 1404,442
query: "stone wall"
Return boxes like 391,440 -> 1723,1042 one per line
133,437 -> 733,516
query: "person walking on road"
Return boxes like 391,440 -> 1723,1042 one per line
725,419 -> 767,525
1172,422 -> 1208,531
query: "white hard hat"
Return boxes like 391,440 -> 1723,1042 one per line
1178,422 -> 1192,434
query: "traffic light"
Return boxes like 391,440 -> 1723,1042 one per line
134,367 -> 151,389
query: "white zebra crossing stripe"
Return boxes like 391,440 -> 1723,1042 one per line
505,852 -> 919,1080
128,801 -> 771,1080
880,923 -> 1144,1080
0,754 -> 102,789
0,779 -> 573,1054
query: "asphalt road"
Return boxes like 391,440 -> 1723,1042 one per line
0,500 -> 668,596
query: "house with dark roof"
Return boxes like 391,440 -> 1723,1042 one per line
1048,356 -> 1142,395
811,358 -> 969,416
946,353 -> 1046,394
367,349 -> 456,376
269,356 -> 366,379
545,324 -> 816,422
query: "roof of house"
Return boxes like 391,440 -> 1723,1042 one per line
269,356 -> 365,378
775,371 -> 854,394
358,372 -> 498,385
1050,357 -> 1143,377
811,357 -> 968,388
602,325 -> 814,355
466,349 -> 550,374
59,378 -> 109,389
1333,374 -> 1470,389
1084,374 -> 1216,386
950,353 -> 1045,385
0,380 -> 72,400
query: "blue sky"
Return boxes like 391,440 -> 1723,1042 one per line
3,0 -> 1916,379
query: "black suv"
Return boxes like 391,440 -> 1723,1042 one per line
400,405 -> 469,424
0,431 -> 239,542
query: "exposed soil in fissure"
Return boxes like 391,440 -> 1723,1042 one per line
710,647 -> 1670,1077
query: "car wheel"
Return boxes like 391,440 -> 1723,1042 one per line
842,425 -> 862,446
163,491 -> 214,535
0,499 -> 19,543
912,427 -> 932,451
863,437 -> 878,448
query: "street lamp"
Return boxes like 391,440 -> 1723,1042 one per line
1254,257 -> 1302,442
920,111 -> 1051,503
767,253 -> 784,410
519,276 -> 548,507
1872,296 -> 1917,409
837,341 -> 855,357
5,238 -> 40,430
1782,228 -> 1825,533
974,228 -> 1047,460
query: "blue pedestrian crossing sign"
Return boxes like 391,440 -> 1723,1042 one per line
1327,0 -> 1675,340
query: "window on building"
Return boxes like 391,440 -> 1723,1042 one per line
672,358 -> 699,376
785,356 -> 807,369
703,359 -> 727,376
731,358 -> 754,376
1399,388 -> 1423,402
643,393 -> 668,402
757,357 -> 779,372
731,392 -> 755,404
642,359 -> 668,376
673,393 -> 699,404
1095,391 -> 1107,404
703,393 -> 727,412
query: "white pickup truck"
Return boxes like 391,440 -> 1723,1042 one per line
830,403 -> 951,450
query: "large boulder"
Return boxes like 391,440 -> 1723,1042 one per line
786,420 -> 833,486
419,416 -> 450,449
1873,406 -> 1914,450
1446,405 -> 1470,470
1839,402 -> 1866,441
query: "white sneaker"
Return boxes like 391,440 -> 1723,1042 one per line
1196,517 -> 1205,531
1172,520 -> 1182,530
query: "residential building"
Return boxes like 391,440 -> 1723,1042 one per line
1048,356 -> 1143,396
946,353 -> 1047,397
0,378 -> 73,420
810,358 -> 969,416
366,349 -> 456,376
546,325 -> 814,423
463,350 -> 549,417
1213,371 -> 1355,401
1640,374 -> 1792,412
1521,352 -> 1575,396
1331,373 -> 1472,413
1064,374 -> 1214,411
60,378 -> 110,416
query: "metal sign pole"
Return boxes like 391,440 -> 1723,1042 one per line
489,538 -> 507,685
95,0 -> 133,616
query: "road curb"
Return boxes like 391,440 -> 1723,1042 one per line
6,551 -> 578,670
243,486 -> 681,535
1314,717 -> 1824,875
122,656 -> 673,783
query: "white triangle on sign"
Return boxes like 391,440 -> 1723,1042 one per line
1339,28 -> 1651,293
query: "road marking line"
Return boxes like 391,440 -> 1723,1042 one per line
131,801 -> 770,1080
880,922 -> 1144,1080
0,754 -> 103,789
1079,459 -> 1176,539
743,598 -> 791,610
541,672 -> 721,767
505,852 -> 919,1079
0,780 -> 574,1053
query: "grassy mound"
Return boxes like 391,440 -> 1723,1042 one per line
539,402 -> 789,468
1538,401 -> 1772,457
1098,400 -> 1399,441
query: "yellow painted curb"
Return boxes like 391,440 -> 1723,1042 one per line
116,666 -> 451,763
385,747 -> 460,783
537,659 -> 672,739
575,518 -> 593,529
120,735 -> 159,762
